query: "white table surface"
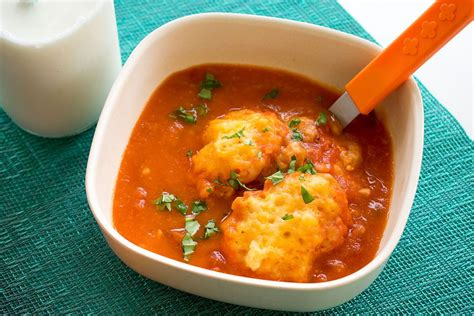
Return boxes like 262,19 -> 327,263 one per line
339,0 -> 473,139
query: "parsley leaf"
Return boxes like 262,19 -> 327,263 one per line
289,118 -> 301,128
288,156 -> 297,174
265,170 -> 285,185
171,104 -> 209,124
171,106 -> 197,124
175,199 -> 188,215
316,112 -> 327,126
262,88 -> 279,100
201,73 -> 222,89
198,73 -> 222,100
196,103 -> 209,116
297,160 -> 316,174
301,186 -> 314,204
222,128 -> 245,139
185,216 -> 200,236
228,171 -> 255,191
198,88 -> 212,100
281,214 -> 294,221
203,219 -> 219,239
186,150 -> 193,157
154,192 -> 188,215
262,127 -> 270,133
182,234 -> 197,261
206,188 -> 213,193
153,192 -> 176,211
291,128 -> 303,141
228,172 -> 240,190
191,200 -> 207,215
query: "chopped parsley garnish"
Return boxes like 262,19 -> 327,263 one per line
182,216 -> 201,261
186,150 -> 193,157
203,220 -> 219,239
297,160 -> 316,174
291,128 -> 303,141
289,118 -> 301,128
171,106 -> 197,124
262,127 -> 270,133
198,88 -> 212,100
153,192 -> 177,211
262,88 -> 279,100
195,103 -> 209,116
191,200 -> 207,215
265,170 -> 285,185
154,192 -> 188,215
316,112 -> 327,126
206,188 -> 213,193
228,171 -> 241,190
288,156 -> 297,174
222,128 -> 245,139
182,234 -> 197,261
281,214 -> 294,221
201,73 -> 222,89
301,186 -> 314,204
175,199 -> 188,215
185,216 -> 200,236
228,171 -> 255,191
298,175 -> 305,181
198,73 -> 222,100
171,103 -> 209,124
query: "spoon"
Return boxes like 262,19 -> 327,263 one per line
329,0 -> 473,127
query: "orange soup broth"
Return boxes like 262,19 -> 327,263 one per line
113,64 -> 393,282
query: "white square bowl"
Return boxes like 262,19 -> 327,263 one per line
86,13 -> 423,312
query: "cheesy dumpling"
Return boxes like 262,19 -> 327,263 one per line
278,115 -> 363,174
193,110 -> 288,198
221,172 -> 351,282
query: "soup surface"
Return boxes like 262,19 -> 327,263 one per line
113,64 -> 393,283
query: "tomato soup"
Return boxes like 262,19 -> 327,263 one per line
113,64 -> 393,283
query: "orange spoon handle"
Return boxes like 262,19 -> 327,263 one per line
345,0 -> 473,114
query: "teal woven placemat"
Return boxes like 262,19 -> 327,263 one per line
1,0 -> 473,313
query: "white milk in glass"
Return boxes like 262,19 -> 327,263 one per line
0,0 -> 121,137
